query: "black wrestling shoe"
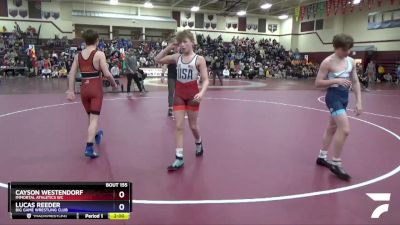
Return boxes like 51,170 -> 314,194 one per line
168,108 -> 174,117
329,164 -> 351,181
316,157 -> 330,168
195,142 -> 203,157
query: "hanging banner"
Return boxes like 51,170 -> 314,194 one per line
377,0 -> 383,7
368,0 -> 374,10
326,0 -> 332,16
333,0 -> 339,15
319,2 -> 325,17
300,5 -> 305,21
295,6 -> 300,22
313,3 -> 318,18
341,0 -> 347,14
307,4 -> 312,19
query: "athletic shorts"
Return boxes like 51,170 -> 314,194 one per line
80,77 -> 103,115
173,80 -> 200,112
325,86 -> 349,117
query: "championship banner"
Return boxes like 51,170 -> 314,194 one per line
333,0 -> 339,15
295,6 -> 300,22
368,0 -> 374,10
326,0 -> 332,16
359,0 -> 365,11
319,2 -> 325,17
350,1 -> 354,13
313,3 -> 318,18
341,0 -> 347,14
307,4 -> 312,19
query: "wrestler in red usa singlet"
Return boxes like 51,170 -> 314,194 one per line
155,30 -> 209,171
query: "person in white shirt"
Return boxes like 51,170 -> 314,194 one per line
139,56 -> 146,66
162,40 -> 168,48
258,66 -> 264,79
222,65 -> 230,78
111,64 -> 120,78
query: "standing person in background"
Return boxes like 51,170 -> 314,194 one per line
111,63 -> 120,78
167,50 -> 177,118
377,64 -> 385,82
366,60 -> 376,87
125,48 -> 143,97
161,64 -> 167,84
223,65 -> 230,78
211,57 -> 223,86
397,64 -> 400,85
32,57 -> 38,77
42,57 -> 51,79
66,29 -> 118,158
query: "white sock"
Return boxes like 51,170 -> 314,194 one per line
318,150 -> 328,159
332,157 -> 342,166
195,138 -> 202,144
176,148 -> 183,159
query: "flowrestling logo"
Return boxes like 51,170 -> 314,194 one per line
366,193 -> 391,219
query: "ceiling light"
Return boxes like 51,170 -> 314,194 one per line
353,0 -> 361,4
237,10 -> 246,16
191,6 -> 199,12
260,3 -> 272,9
278,14 -> 288,20
144,1 -> 154,8
110,0 -> 118,5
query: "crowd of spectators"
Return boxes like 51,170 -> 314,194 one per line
196,34 -> 319,80
2,23 -> 320,80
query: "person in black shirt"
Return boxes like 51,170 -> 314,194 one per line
211,56 -> 223,86
167,51 -> 177,117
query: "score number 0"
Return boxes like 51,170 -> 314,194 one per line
118,190 -> 126,211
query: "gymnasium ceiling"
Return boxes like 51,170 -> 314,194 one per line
59,0 -> 321,16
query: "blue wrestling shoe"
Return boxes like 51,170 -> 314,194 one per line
84,145 -> 99,159
95,130 -> 104,145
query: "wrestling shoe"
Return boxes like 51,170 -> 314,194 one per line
195,142 -> 203,157
329,163 -> 351,181
167,157 -> 184,171
168,108 -> 174,118
84,145 -> 99,159
95,130 -> 103,145
316,157 -> 330,168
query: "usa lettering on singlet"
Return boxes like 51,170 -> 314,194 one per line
176,54 -> 199,83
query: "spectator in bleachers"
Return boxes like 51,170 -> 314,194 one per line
366,60 -> 376,85
222,65 -> 230,78
377,64 -> 385,82
211,56 -> 223,86
397,64 -> 400,84
59,65 -> 67,78
13,22 -> 21,34
41,57 -> 51,79
111,63 -> 120,78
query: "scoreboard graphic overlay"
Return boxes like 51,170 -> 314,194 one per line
8,182 -> 132,220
